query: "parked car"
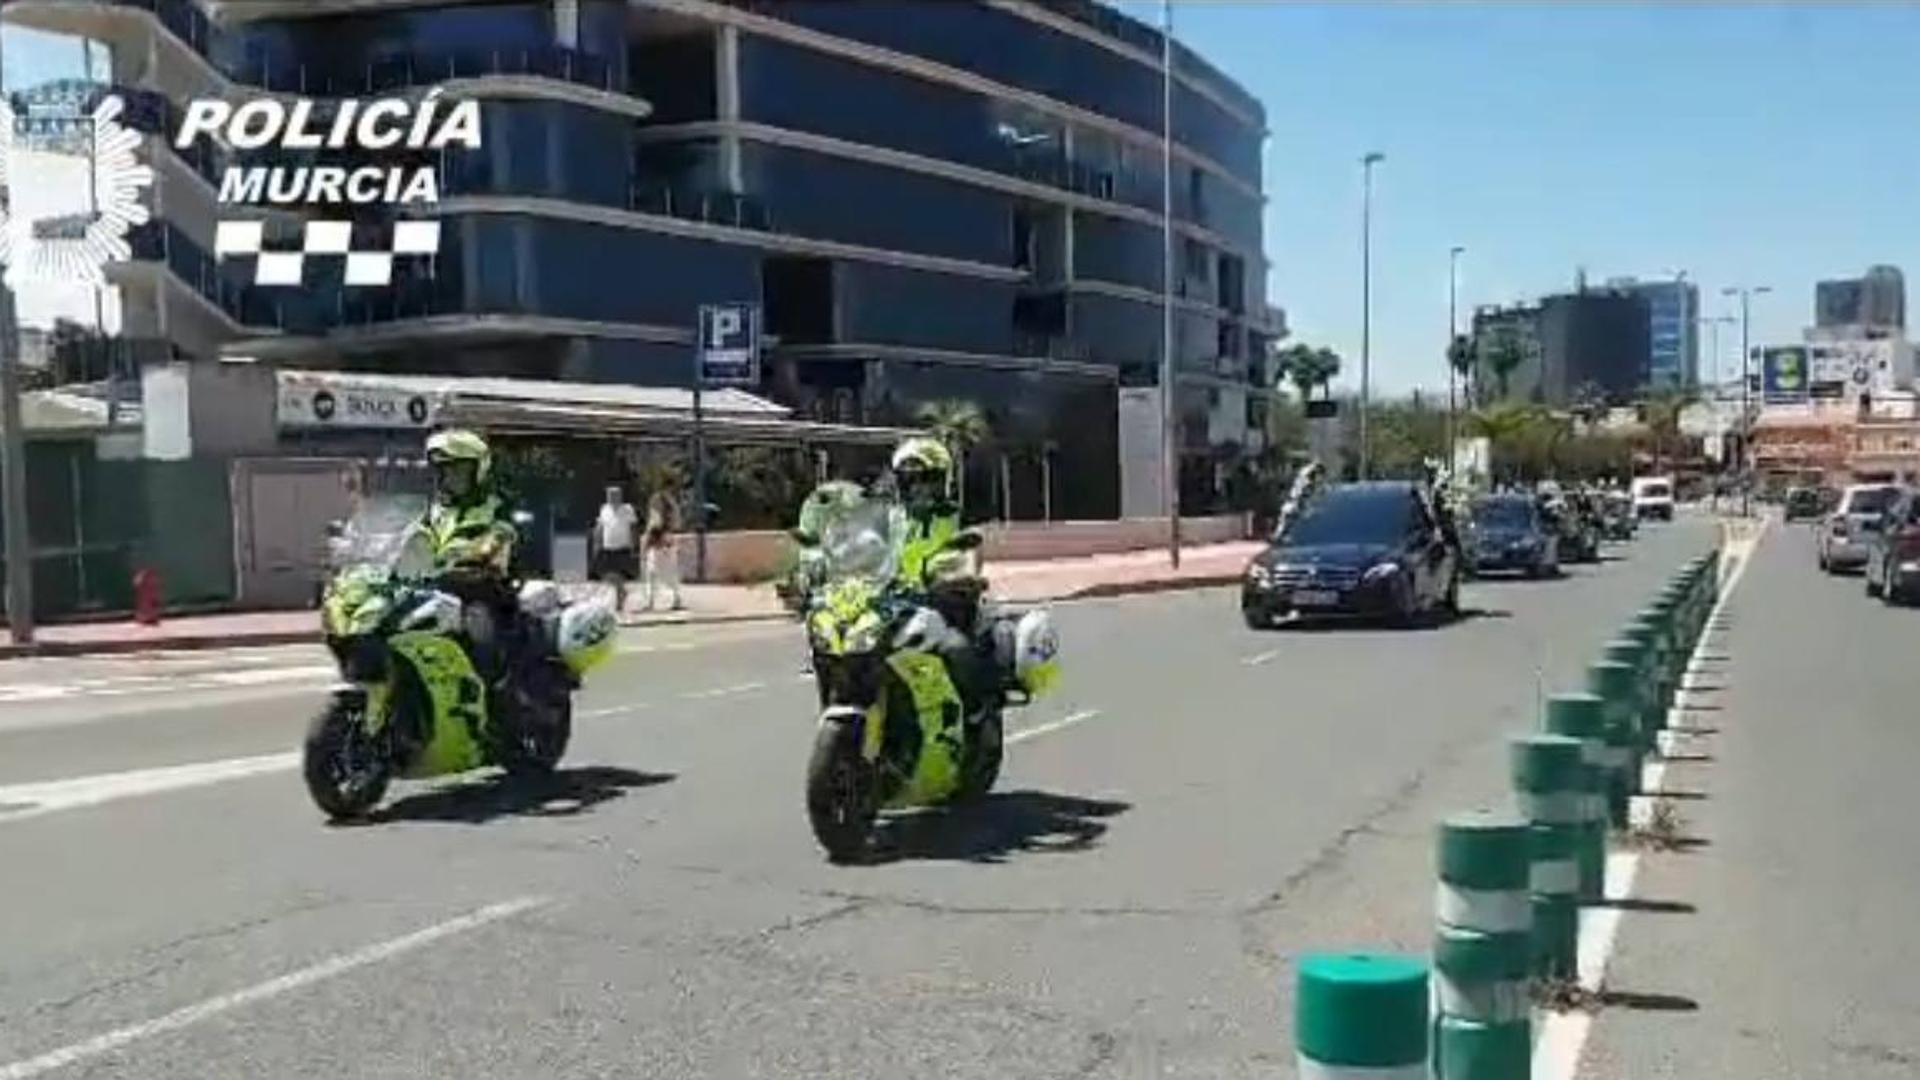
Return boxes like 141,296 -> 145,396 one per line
1818,483 -> 1898,573
1783,486 -> 1825,522
1465,494 -> 1559,578
1242,481 -> 1461,628
1631,476 -> 1675,521
1863,488 -> 1920,604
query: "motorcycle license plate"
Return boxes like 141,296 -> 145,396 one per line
1293,589 -> 1340,607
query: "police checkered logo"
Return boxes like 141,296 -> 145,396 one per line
214,219 -> 440,287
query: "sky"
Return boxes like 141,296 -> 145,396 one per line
1133,1 -> 1920,394
9,6 -> 1920,395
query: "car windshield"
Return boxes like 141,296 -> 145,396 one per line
1640,483 -> 1671,499
1279,489 -> 1410,546
1844,487 -> 1895,514
1471,499 -> 1535,530
815,495 -> 903,586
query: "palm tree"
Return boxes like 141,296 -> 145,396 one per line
1486,333 -> 1529,402
1639,389 -> 1692,472
1447,334 -> 1477,406
916,399 -> 991,514
1570,381 -> 1611,432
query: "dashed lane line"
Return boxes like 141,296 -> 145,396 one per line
1007,709 -> 1102,744
0,896 -> 551,1080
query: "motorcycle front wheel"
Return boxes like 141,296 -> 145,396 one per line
302,694 -> 391,820
806,721 -> 875,863
954,708 -> 1004,802
502,686 -> 572,776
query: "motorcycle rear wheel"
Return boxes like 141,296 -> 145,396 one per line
303,695 -> 391,820
806,722 -> 875,863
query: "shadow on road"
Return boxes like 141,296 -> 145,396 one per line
868,790 -> 1132,865
362,765 -> 677,825
1597,897 -> 1697,914
1600,988 -> 1700,1012
1264,606 -> 1511,634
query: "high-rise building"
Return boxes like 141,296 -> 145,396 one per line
1608,278 -> 1699,390
1816,265 -> 1905,332
1471,289 -> 1651,407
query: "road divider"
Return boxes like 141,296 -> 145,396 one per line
1294,952 -> 1429,1079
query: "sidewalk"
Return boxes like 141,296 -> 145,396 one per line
1578,520 -> 1920,1077
0,541 -> 1263,658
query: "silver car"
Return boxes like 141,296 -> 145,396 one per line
1817,484 -> 1898,572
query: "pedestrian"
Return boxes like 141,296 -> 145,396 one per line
591,484 -> 639,613
643,484 -> 684,612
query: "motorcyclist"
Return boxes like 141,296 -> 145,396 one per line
419,429 -> 522,683
887,436 -> 995,708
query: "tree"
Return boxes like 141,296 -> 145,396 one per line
1569,381 -> 1611,431
916,399 -> 991,515
1447,334 -> 1477,406
1638,389 -> 1693,472
1485,332 -> 1529,401
1273,343 -> 1342,401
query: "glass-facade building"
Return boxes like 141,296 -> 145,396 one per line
14,0 -> 1276,520
1616,279 -> 1698,392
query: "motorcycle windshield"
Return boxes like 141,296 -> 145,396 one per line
816,497 -> 903,589
331,496 -> 434,582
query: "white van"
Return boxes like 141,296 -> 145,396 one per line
1631,476 -> 1675,521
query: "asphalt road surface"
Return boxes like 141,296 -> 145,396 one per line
0,520 -> 1714,1079
1581,519 -> 1920,1079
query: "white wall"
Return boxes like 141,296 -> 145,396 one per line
1118,386 -> 1163,519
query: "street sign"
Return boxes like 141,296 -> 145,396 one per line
697,302 -> 761,387
277,374 -> 438,429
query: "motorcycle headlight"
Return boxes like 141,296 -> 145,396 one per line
843,616 -> 884,654
1362,561 -> 1401,581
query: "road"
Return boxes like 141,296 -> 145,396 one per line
1580,519 -> 1920,1079
0,521 -> 1714,1079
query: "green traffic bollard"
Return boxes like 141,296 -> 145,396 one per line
1586,661 -> 1642,825
1543,694 -> 1610,901
1511,734 -> 1584,978
1437,811 -> 1533,935
1621,621 -> 1669,737
1528,824 -> 1581,979
1295,952 -> 1429,1078
1437,1016 -> 1531,1080
1433,928 -> 1530,1079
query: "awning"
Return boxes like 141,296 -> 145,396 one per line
274,369 -> 914,447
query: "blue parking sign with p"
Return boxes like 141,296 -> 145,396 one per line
698,303 -> 761,387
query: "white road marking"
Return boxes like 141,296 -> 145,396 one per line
200,665 -> 337,687
0,896 -> 549,1080
1241,649 -> 1279,666
682,681 -> 766,701
0,753 -> 299,824
579,703 -> 651,719
1008,709 -> 1101,744
1534,519 -> 1762,1080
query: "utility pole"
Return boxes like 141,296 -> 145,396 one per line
1447,245 -> 1464,467
1358,152 -> 1383,479
0,44 -> 33,643
1723,285 -> 1771,518
1159,0 -> 1180,566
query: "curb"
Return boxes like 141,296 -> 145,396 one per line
0,629 -> 321,659
1052,571 -> 1245,600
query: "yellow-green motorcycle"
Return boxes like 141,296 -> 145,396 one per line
305,522 -> 615,819
802,496 -> 1059,861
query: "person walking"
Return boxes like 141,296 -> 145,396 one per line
643,485 -> 684,611
591,484 -> 639,613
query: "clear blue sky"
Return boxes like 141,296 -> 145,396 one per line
11,7 -> 1920,397
1135,1 -> 1920,394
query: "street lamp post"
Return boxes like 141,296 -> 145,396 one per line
0,45 -> 32,644
1358,151 -> 1384,479
1159,0 -> 1180,567
1722,285 -> 1772,517
1447,245 -> 1465,467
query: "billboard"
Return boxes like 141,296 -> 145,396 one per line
1761,346 -> 1809,401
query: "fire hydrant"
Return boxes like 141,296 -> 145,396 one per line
132,568 -> 162,627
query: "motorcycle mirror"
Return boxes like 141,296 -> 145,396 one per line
945,530 -> 985,552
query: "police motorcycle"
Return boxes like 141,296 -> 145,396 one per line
303,510 -> 617,820
801,492 -> 1060,861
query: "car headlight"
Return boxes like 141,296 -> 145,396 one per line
1247,564 -> 1271,584
1362,561 -> 1401,581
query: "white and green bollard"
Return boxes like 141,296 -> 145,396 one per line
1511,733 -> 1584,978
1434,812 -> 1531,1078
1586,660 -> 1641,828
1295,952 -> 1429,1078
1543,693 -> 1610,901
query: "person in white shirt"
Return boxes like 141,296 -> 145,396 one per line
643,487 -> 683,611
591,485 -> 639,612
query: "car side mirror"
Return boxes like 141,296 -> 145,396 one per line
324,520 -> 347,540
